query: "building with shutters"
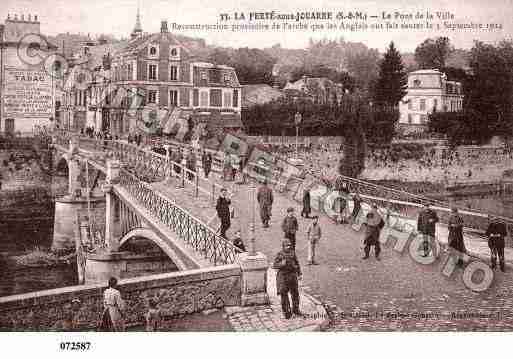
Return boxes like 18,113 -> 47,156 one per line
398,69 -> 463,133
61,10 -> 242,139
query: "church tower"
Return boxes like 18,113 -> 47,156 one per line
130,4 -> 143,39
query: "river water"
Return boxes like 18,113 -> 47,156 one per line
0,203 -> 79,298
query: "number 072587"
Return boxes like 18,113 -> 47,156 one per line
59,342 -> 91,351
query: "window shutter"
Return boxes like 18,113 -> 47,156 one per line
159,86 -> 168,107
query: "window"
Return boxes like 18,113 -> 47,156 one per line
210,89 -> 222,107
233,90 -> 238,107
193,89 -> 199,107
407,100 -> 413,110
419,99 -> 426,111
223,91 -> 232,108
148,90 -> 157,104
170,48 -> 178,57
420,115 -> 428,124
200,91 -> 208,107
200,71 -> 208,81
169,90 -> 178,106
413,79 -> 421,87
170,65 -> 178,81
408,114 -> 413,124
224,74 -> 230,83
433,99 -> 438,111
148,64 -> 157,80
149,46 -> 157,56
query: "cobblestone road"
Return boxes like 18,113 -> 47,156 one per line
153,173 -> 513,331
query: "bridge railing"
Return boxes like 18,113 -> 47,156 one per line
52,130 -> 513,237
117,168 -> 241,266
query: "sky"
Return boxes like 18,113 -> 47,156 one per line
2,0 -> 513,52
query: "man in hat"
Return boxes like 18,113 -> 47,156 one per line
257,179 -> 274,228
273,238 -> 302,319
417,203 -> 439,257
362,204 -> 385,260
485,215 -> 508,272
216,188 -> 231,239
281,207 -> 299,250
306,215 -> 322,265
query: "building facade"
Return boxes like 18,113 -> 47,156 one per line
0,14 -> 58,134
60,15 -> 242,140
398,69 -> 463,130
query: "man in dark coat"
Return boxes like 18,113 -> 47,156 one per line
257,179 -> 273,228
202,152 -> 212,178
216,188 -> 231,239
485,215 -> 508,272
448,207 -> 466,266
351,193 -> 362,222
186,150 -> 197,181
273,238 -> 302,319
417,204 -> 439,257
281,207 -> 299,250
362,205 -> 385,260
301,189 -> 311,218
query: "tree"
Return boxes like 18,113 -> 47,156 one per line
207,47 -> 277,85
373,42 -> 407,107
466,40 -> 513,136
414,37 -> 454,69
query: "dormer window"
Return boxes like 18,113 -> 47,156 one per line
148,45 -> 159,57
170,48 -> 178,57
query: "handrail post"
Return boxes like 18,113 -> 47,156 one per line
195,172 -> 199,197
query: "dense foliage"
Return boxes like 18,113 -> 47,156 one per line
414,37 -> 454,69
373,42 -> 408,107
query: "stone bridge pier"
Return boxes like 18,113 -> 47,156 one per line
51,137 -> 106,252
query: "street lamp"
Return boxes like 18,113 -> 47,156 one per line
249,182 -> 256,256
294,111 -> 302,158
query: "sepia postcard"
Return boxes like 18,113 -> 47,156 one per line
1,0 -> 513,356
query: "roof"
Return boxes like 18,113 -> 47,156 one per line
116,32 -> 193,57
242,84 -> 283,107
409,69 -> 443,75
283,77 -> 339,92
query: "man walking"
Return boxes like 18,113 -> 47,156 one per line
216,188 -> 231,239
273,238 -> 302,319
202,151 -> 212,178
485,215 -> 508,272
417,203 -> 439,257
281,207 -> 299,250
257,179 -> 273,228
306,215 -> 322,265
362,205 -> 385,260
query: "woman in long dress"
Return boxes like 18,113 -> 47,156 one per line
100,277 -> 125,331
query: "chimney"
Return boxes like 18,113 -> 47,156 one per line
161,20 -> 168,33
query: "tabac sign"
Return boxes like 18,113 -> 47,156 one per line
3,67 -> 53,118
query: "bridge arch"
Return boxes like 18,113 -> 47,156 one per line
119,227 -> 191,271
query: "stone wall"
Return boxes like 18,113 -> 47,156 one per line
0,264 -> 241,331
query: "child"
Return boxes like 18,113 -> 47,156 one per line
145,298 -> 162,331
